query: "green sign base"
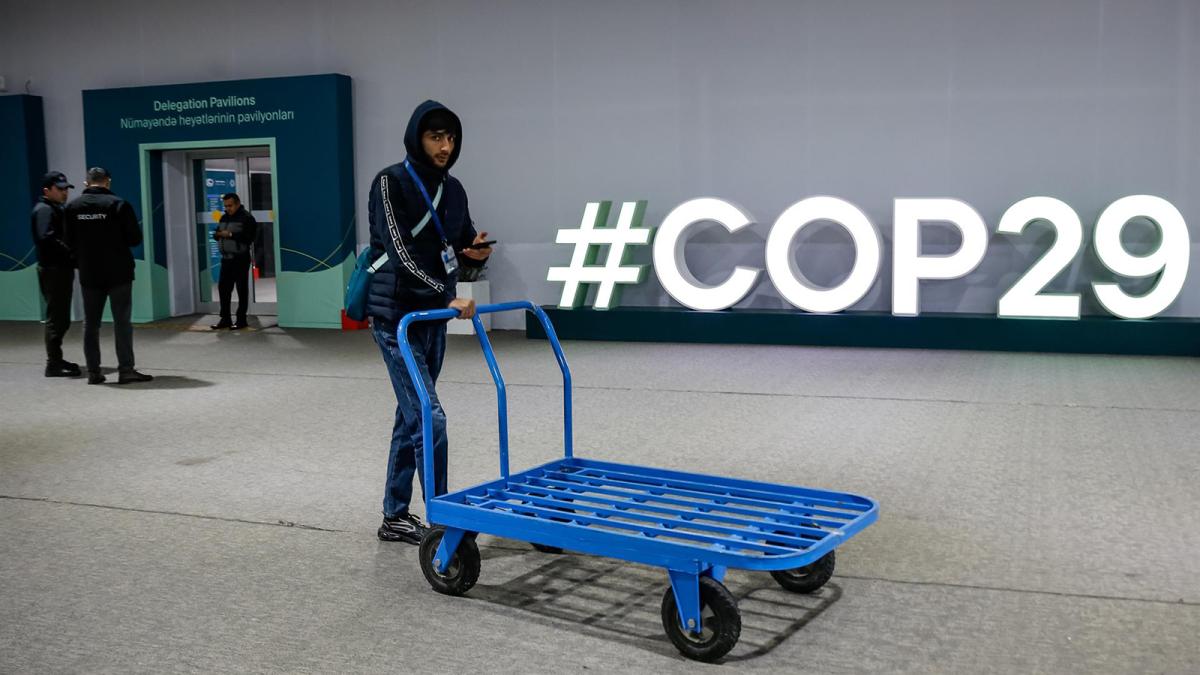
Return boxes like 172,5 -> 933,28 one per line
526,306 -> 1200,356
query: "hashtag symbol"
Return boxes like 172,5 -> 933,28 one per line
547,201 -> 654,309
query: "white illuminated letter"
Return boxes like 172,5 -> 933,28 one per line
892,199 -> 989,316
1092,195 -> 1189,319
653,198 -> 761,311
765,196 -> 881,313
996,197 -> 1083,319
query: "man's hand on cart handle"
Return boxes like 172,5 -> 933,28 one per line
449,297 -> 477,319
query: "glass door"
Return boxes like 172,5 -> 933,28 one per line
190,147 -> 277,317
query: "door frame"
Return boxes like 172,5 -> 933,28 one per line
139,138 -> 280,317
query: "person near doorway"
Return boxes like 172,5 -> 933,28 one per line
64,167 -> 153,385
367,100 -> 493,543
31,171 -> 81,378
211,192 -> 258,330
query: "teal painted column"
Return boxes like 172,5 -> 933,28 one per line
0,95 -> 48,321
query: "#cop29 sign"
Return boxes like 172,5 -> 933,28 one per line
548,195 -> 1188,320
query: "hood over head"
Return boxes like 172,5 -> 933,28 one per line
404,100 -> 462,175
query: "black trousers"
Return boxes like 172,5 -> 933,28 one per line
218,255 -> 251,323
81,282 -> 134,373
38,266 -> 75,364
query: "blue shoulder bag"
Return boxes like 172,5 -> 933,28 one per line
344,248 -> 389,321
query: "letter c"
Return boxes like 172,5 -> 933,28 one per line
653,198 -> 761,311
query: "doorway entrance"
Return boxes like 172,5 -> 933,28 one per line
159,142 -> 279,321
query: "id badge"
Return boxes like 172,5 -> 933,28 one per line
441,243 -> 459,275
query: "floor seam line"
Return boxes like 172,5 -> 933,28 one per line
2,360 -> 1197,415
835,573 -> 1199,607
0,495 -> 346,533
5,495 -> 1197,608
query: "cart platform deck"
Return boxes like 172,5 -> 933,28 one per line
429,455 -> 877,573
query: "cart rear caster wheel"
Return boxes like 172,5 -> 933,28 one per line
660,576 -> 741,662
771,550 -> 835,594
419,527 -> 481,596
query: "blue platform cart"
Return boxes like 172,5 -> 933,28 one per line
398,301 -> 879,662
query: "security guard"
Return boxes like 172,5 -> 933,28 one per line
31,171 -> 81,377
64,167 -> 153,385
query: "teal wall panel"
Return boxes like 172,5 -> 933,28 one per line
0,95 -> 48,320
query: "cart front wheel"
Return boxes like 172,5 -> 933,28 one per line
419,527 -> 481,596
771,550 -> 835,594
660,576 -> 741,662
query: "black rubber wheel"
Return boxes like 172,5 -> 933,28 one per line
770,550 -> 835,594
419,527 -> 481,596
660,576 -> 741,662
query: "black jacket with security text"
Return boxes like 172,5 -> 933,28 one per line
65,186 -> 143,289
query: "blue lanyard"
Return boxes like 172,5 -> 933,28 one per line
403,160 -> 448,244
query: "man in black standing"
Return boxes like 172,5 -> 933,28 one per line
64,167 -> 153,385
31,171 -> 81,377
210,192 -> 257,330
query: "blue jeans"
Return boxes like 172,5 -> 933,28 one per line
373,319 -> 448,518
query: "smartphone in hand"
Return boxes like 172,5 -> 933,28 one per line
463,240 -> 497,250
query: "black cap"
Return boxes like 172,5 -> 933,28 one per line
41,171 -> 74,189
87,167 -> 111,182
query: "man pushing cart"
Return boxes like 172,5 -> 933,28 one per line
399,301 -> 879,662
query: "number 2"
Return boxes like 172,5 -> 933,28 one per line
997,197 -> 1083,319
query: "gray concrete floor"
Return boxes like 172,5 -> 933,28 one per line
1,318 -> 1198,673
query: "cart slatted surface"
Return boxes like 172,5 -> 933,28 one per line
453,458 -> 875,563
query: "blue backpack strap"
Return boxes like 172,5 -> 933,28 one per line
367,249 -> 389,272
410,183 -> 443,239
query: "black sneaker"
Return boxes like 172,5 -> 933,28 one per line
46,361 -> 82,377
117,370 -> 154,384
231,321 -> 249,331
377,512 -> 427,544
87,371 -> 106,385
211,320 -> 233,330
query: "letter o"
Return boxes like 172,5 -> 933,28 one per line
765,196 -> 882,313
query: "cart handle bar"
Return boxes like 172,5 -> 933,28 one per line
397,301 -> 573,509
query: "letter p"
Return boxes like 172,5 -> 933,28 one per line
891,199 -> 988,316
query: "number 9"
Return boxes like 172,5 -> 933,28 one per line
1092,195 -> 1190,320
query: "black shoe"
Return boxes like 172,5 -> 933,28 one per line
211,320 -> 233,330
117,370 -> 154,384
45,361 -> 82,378
231,320 -> 249,330
87,371 -> 106,385
377,512 -> 427,544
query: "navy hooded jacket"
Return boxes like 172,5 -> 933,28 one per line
366,100 -> 483,325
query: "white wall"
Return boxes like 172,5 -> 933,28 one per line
3,0 -> 1197,328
